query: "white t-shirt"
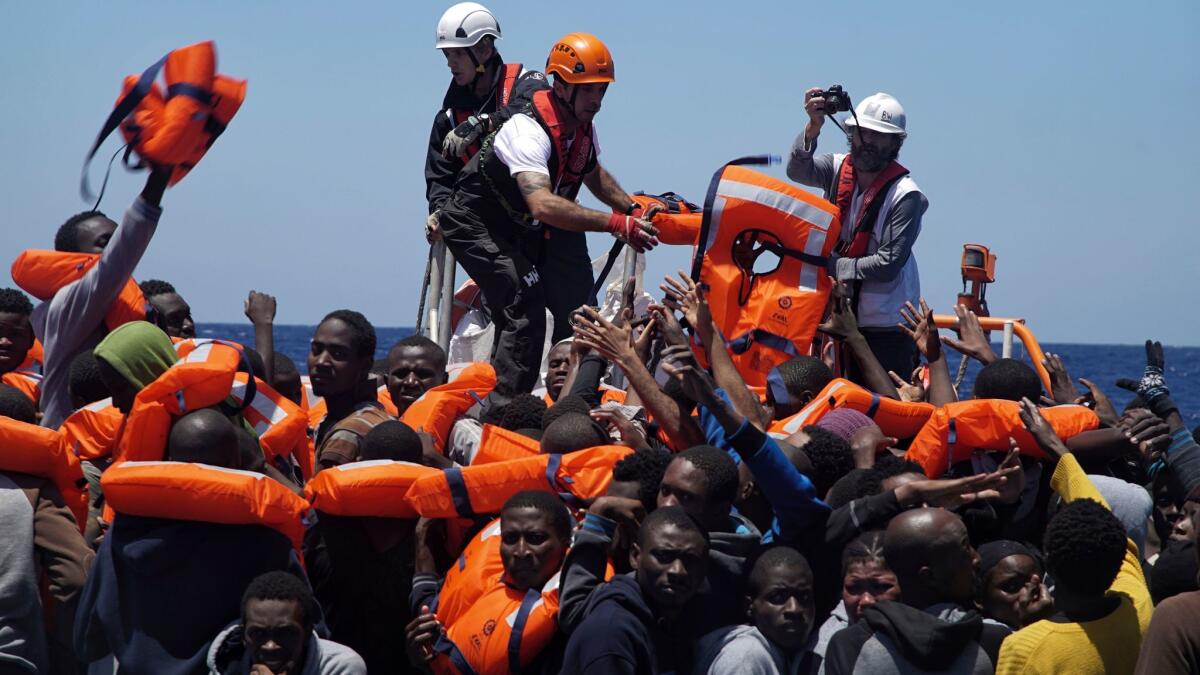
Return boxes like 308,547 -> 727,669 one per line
491,113 -> 600,194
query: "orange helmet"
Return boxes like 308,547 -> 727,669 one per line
545,33 -> 614,84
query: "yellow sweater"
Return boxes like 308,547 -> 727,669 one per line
994,454 -> 1153,675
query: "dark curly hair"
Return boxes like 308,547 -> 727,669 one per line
0,384 -> 37,424
502,490 -> 573,542
1043,498 -> 1127,595
799,425 -> 854,496
137,279 -> 176,298
320,309 -> 376,359
0,288 -> 34,316
69,351 -> 110,406
862,455 -> 926,495
54,210 -> 109,252
677,445 -> 739,506
241,571 -> 318,629
973,358 -> 1042,402
774,356 -> 834,399
499,394 -> 547,432
612,448 -> 673,513
542,394 -> 591,430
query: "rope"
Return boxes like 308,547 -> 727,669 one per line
953,353 -> 970,397
415,246 -> 433,335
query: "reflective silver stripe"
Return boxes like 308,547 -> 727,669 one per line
703,195 -> 728,253
717,178 -> 835,229
799,225 -> 829,291
781,381 -> 847,434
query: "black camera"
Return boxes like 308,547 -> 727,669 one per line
814,85 -> 851,115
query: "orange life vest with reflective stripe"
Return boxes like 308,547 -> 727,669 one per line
1,370 -> 41,406
230,372 -> 311,480
402,363 -> 496,455
101,460 -> 308,550
0,419 -> 88,530
406,444 -> 631,519
305,460 -> 440,519
904,400 -> 1100,478
116,339 -> 242,462
691,160 -> 842,387
10,250 -> 147,331
769,378 -> 935,440
60,397 -> 125,461
437,518 -> 506,627
473,424 -> 541,465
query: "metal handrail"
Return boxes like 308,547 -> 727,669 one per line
932,314 -> 1052,395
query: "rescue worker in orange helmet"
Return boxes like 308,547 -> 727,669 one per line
787,89 -> 927,381
0,289 -> 40,407
426,2 -> 550,243
139,279 -> 195,340
436,33 -> 659,415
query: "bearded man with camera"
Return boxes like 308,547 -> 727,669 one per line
787,86 -> 928,381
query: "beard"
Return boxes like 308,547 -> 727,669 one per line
848,135 -> 900,172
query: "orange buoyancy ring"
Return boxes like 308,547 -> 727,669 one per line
305,460 -> 440,519
904,400 -> 1101,478
432,571 -> 563,675
401,363 -> 496,455
472,424 -> 541,465
406,445 -> 632,518
101,460 -> 309,550
60,397 -> 125,461
116,339 -> 243,462
0,419 -> 88,530
690,159 -> 842,388
769,378 -> 935,440
11,250 -> 147,332
230,373 -> 311,479
1,370 -> 41,406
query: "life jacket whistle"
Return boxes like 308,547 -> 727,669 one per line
406,445 -> 632,519
401,362 -> 496,455
305,460 -> 440,519
101,460 -> 309,550
82,40 -> 246,199
11,250 -> 148,331
904,400 -> 1100,477
0,418 -> 88,531
769,378 -> 935,440
691,159 -> 842,387
60,397 -> 125,461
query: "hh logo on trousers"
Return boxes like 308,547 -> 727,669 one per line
522,269 -> 541,287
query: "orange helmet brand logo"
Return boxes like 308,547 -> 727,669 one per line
554,43 -> 577,58
778,297 -> 792,309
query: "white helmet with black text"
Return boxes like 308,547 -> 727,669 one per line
844,93 -> 907,137
435,3 -> 502,50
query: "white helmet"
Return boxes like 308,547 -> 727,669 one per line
435,3 -> 501,50
844,93 -> 907,137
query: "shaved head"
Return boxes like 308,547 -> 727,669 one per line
167,409 -> 239,468
884,508 -> 981,608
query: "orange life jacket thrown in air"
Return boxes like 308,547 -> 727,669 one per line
472,424 -> 541,465
81,40 -> 246,199
0,419 -> 89,530
401,363 -> 496,455
101,460 -> 309,550
305,460 -> 440,519
116,339 -> 245,463
690,157 -> 842,388
904,400 -> 1100,478
60,397 -> 125,461
769,378 -> 935,440
406,444 -> 631,519
11,250 -> 148,332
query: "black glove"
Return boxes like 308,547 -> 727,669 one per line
1116,339 -> 1178,417
441,114 -> 488,159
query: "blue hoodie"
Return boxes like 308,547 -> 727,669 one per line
75,515 -> 304,675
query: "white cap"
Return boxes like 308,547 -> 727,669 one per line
435,2 -> 501,49
844,92 -> 907,137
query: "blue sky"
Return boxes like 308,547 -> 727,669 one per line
3,1 -> 1197,344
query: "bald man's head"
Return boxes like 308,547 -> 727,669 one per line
167,409 -> 239,468
884,508 -> 981,608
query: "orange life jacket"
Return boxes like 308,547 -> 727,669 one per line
1,370 -> 41,406
691,160 -> 842,387
10,250 -> 147,331
116,339 -> 243,462
451,62 -> 523,158
541,385 -> 627,409
230,372 -> 312,480
0,418 -> 88,530
406,444 -> 631,518
904,400 -> 1101,478
833,156 -> 910,258
436,517 -> 507,626
82,41 -> 246,194
101,460 -> 309,550
401,363 -> 496,455
472,424 -> 541,465
769,378 -> 935,440
305,460 -> 440,518
60,397 -> 125,461
432,571 -> 562,675
627,192 -> 702,246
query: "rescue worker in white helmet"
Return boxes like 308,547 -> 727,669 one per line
425,2 -> 549,243
436,33 -> 659,414
787,88 -> 928,382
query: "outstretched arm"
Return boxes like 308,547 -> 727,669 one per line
516,172 -> 658,252
583,163 -> 635,213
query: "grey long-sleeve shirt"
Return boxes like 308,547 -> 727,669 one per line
34,197 -> 161,428
785,133 -> 926,284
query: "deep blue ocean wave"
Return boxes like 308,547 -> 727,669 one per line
198,323 -> 1200,428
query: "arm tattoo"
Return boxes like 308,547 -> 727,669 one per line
517,172 -> 551,197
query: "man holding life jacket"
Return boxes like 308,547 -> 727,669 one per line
33,169 -> 169,429
425,2 -> 550,243
438,33 -> 659,413
787,90 -> 928,381
0,288 -> 41,407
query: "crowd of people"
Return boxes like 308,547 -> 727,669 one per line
2,3 -> 1199,675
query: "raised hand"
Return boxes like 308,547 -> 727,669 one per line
1017,397 -> 1069,463
888,369 -> 926,403
591,408 -> 649,451
404,604 -> 442,668
244,290 -> 277,325
1118,408 -> 1172,461
898,298 -> 941,361
659,344 -> 718,408
995,443 -> 1026,504
1042,353 -> 1081,405
648,304 -> 689,348
818,281 -> 861,341
940,304 -> 996,365
1074,377 -> 1120,427
573,305 -> 634,363
660,271 -> 703,330
1116,340 -> 1177,417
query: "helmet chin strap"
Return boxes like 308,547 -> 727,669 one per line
466,43 -> 487,89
